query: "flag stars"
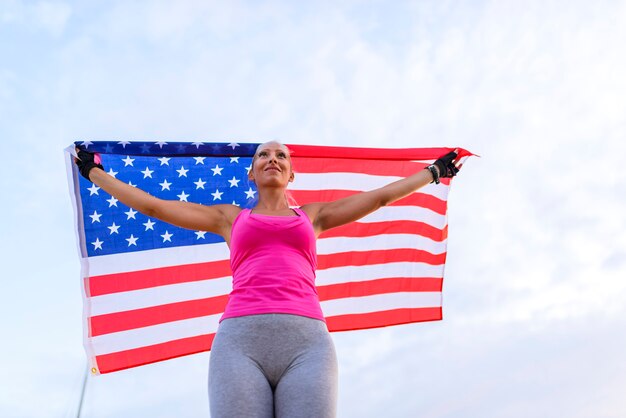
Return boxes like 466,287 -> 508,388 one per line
118,141 -> 131,148
245,187 -> 257,199
143,219 -> 156,231
107,168 -> 118,178
194,178 -> 206,189
228,142 -> 239,149
128,180 -> 137,187
125,208 -> 138,220
140,143 -> 151,153
126,234 -> 138,246
122,156 -> 135,166
91,238 -> 103,250
161,231 -> 173,242
158,157 -> 171,166
230,157 -> 239,163
81,141 -> 93,148
195,231 -> 207,239
178,191 -> 190,201
177,166 -> 189,177
191,142 -> 204,149
155,141 -> 168,148
141,167 -> 154,178
211,165 -> 223,176
245,164 -> 252,173
232,200 -> 240,207
194,157 -> 206,165
211,189 -> 223,201
87,184 -> 100,196
159,179 -> 172,191
106,196 -> 118,207
108,222 -> 120,234
228,176 -> 240,188
89,210 -> 102,223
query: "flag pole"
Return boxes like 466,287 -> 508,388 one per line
76,365 -> 89,418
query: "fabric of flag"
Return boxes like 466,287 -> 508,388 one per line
65,141 -> 472,374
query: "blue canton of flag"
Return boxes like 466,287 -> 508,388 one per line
76,141 -> 260,257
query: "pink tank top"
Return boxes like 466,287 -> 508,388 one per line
221,207 -> 325,322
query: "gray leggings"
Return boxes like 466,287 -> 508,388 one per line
208,314 -> 338,418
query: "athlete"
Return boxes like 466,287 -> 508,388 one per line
75,141 -> 461,418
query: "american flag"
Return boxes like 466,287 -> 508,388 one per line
66,141 -> 472,374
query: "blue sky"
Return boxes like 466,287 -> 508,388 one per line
1,1 -> 625,417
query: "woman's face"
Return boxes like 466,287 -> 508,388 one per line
249,142 -> 294,188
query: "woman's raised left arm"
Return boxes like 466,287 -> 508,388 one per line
301,150 -> 460,236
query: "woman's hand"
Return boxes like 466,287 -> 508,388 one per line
74,148 -> 104,181
428,150 -> 460,184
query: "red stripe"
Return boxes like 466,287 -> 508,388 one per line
326,307 -> 442,331
292,157 -> 429,176
317,277 -> 443,301
96,333 -> 215,374
88,259 -> 232,297
88,246 -> 444,298
90,296 -> 228,337
318,248 -> 446,270
287,144 -> 473,161
95,307 -> 443,373
290,190 -> 446,214
319,220 -> 445,241
89,278 -> 441,336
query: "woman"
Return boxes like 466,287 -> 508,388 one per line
75,141 -> 460,418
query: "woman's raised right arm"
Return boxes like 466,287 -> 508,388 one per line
77,150 -> 240,238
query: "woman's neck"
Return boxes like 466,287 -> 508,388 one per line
254,189 -> 290,212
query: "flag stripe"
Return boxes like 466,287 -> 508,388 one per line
89,262 -> 444,316
94,305 -> 443,374
88,235 -> 445,297
90,292 -> 442,357
88,260 -> 231,297
95,333 -> 216,375
316,262 -> 444,286
292,157 -> 429,176
292,173 -> 450,201
90,278 -> 442,337
326,307 -> 443,331
86,242 -> 231,276
290,189 -> 447,215
317,277 -> 443,301
318,234 -> 446,256
319,220 -> 447,242
318,248 -> 446,270
90,296 -> 229,336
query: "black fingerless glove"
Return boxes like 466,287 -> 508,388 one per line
427,151 -> 459,184
75,149 -> 104,181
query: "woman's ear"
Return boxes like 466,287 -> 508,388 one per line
289,172 -> 295,182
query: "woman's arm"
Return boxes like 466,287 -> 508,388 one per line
301,151 -> 459,236
76,151 -> 240,238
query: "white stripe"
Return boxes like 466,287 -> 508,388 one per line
320,292 -> 441,317
88,259 -> 441,316
315,262 -> 444,286
292,172 -> 450,201
89,276 -> 232,316
317,234 -> 446,256
86,242 -> 230,276
90,292 -> 441,356
348,206 -> 447,229
90,314 -> 221,355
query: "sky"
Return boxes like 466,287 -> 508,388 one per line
1,0 -> 625,417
